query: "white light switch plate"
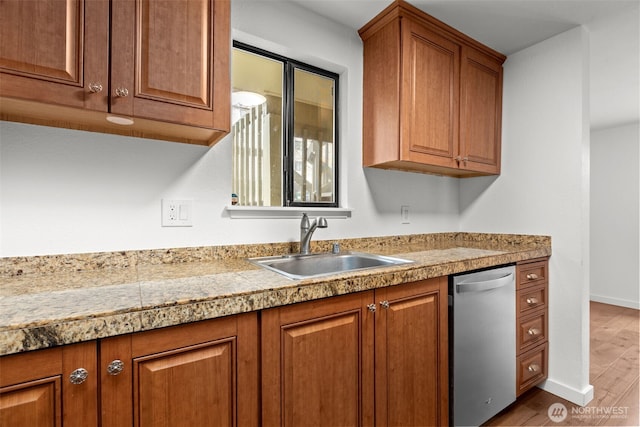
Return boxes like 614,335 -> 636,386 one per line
162,199 -> 193,227
401,205 -> 410,224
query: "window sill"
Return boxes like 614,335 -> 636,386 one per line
225,206 -> 352,219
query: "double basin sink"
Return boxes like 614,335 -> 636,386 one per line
249,251 -> 413,280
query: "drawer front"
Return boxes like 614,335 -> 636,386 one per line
517,311 -> 547,352
517,342 -> 548,396
517,285 -> 547,316
517,259 -> 548,289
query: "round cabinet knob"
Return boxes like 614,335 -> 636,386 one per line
69,368 -> 89,385
115,87 -> 129,97
367,303 -> 376,313
107,359 -> 125,376
527,327 -> 541,336
526,273 -> 539,280
527,363 -> 540,373
88,83 -> 103,93
526,297 -> 539,306
380,300 -> 390,309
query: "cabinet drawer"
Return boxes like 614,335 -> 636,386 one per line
517,342 -> 548,396
517,285 -> 547,316
517,259 -> 548,289
517,311 -> 547,352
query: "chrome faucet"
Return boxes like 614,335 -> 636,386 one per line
299,213 -> 327,255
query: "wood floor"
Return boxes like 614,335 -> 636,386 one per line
484,302 -> 639,426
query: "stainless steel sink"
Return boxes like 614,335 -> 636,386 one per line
248,252 -> 413,279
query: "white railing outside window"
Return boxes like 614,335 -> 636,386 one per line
232,103 -> 271,206
293,133 -> 333,203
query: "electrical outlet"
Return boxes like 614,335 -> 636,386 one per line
401,205 -> 410,224
162,199 -> 193,227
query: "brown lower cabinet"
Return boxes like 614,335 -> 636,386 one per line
0,264 -> 551,426
1,278 -> 448,427
0,341 -> 98,427
515,257 -> 550,396
261,277 -> 449,426
0,313 -> 259,427
100,312 -> 259,427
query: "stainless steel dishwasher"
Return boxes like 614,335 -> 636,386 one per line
449,265 -> 516,427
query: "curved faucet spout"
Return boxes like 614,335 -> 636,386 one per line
300,213 -> 328,255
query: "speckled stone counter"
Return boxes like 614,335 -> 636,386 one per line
0,233 -> 551,356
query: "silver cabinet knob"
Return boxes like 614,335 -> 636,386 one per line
115,87 -> 129,97
88,83 -> 103,93
380,300 -> 390,309
107,359 -> 124,376
526,273 -> 539,280
527,363 -> 540,373
367,303 -> 376,313
69,368 -> 89,385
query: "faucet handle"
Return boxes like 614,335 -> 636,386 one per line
300,213 -> 310,228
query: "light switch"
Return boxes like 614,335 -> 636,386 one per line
401,205 -> 410,224
179,204 -> 189,221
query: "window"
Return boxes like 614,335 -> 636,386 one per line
231,42 -> 339,208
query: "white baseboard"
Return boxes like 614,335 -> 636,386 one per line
539,379 -> 594,406
590,294 -> 640,310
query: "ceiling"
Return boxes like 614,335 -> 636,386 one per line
288,0 -> 640,129
288,0 -> 635,55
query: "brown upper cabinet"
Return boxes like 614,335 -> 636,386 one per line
359,0 -> 506,177
0,0 -> 230,146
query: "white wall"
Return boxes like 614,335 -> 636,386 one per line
587,4 -> 640,310
590,123 -> 640,309
0,0 -> 459,257
459,27 -> 593,405
588,4 -> 639,130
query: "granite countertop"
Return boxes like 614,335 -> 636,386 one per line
0,233 -> 551,356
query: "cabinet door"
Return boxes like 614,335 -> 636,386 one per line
100,313 -> 259,427
401,19 -> 460,170
0,342 -> 98,427
110,0 -> 230,130
459,46 -> 503,174
262,292 -> 375,427
0,0 -> 109,111
375,277 -> 448,427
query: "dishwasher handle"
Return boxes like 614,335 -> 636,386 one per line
456,272 -> 514,293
